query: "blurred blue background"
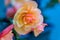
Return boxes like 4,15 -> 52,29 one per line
0,0 -> 60,40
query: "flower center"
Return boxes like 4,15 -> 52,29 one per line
23,14 -> 36,24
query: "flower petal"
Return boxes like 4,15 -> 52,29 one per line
14,25 -> 31,35
0,24 -> 14,38
0,31 -> 13,40
33,23 -> 47,37
33,28 -> 42,37
6,7 -> 16,18
23,1 -> 38,8
11,0 -> 37,10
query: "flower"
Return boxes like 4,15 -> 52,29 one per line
0,24 -> 14,40
6,7 -> 16,18
13,3 -> 47,37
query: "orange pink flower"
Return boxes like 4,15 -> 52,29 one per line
13,3 -> 47,37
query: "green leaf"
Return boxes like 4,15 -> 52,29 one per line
12,29 -> 21,40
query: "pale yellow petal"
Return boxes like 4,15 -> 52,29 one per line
14,25 -> 31,35
13,7 -> 27,28
23,1 -> 38,8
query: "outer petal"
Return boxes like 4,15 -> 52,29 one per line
11,0 -> 33,4
33,23 -> 47,37
0,31 -> 13,40
33,26 -> 43,37
11,0 -> 38,10
14,25 -> 31,35
34,28 -> 42,37
23,1 -> 38,8
0,24 -> 14,38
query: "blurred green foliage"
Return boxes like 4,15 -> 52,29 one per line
46,0 -> 59,8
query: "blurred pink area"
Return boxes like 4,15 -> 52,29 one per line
0,31 -> 13,40
5,0 -> 11,6
6,7 -> 16,18
0,24 -> 14,38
